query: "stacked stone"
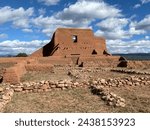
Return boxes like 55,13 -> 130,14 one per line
90,85 -> 126,107
0,86 -> 14,111
0,75 -> 149,94
90,76 -> 150,88
6,80 -> 86,93
0,75 -> 150,110
89,76 -> 150,107
7,75 -> 148,93
111,68 -> 150,75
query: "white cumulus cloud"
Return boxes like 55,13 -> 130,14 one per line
32,0 -> 122,36
97,18 -> 128,31
38,0 -> 60,6
107,39 -> 150,54
95,18 -> 129,40
0,6 -> 34,28
129,14 -> 150,34
57,0 -> 122,21
0,40 -> 49,56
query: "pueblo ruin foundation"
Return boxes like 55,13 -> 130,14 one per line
1,28 -> 127,84
1,28 -> 150,112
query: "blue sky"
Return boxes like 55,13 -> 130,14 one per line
0,0 -> 150,55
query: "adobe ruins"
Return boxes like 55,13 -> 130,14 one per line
30,28 -> 126,67
2,28 -> 150,112
31,28 -> 108,57
1,28 -> 127,84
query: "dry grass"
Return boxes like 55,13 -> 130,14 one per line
109,85 -> 150,113
0,62 -> 16,69
21,70 -> 71,82
21,67 -> 132,83
3,88 -> 111,113
3,85 -> 150,113
1,65 -> 150,113
0,62 -> 16,75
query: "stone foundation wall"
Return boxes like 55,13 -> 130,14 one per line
0,87 -> 14,111
0,75 -> 150,111
111,68 -> 150,75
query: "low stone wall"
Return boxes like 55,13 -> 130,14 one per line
0,75 -> 150,112
0,86 -> 14,111
89,76 -> 150,107
6,75 -> 150,94
90,85 -> 125,107
111,68 -> 150,75
11,80 -> 86,93
0,80 -> 85,112
90,76 -> 150,87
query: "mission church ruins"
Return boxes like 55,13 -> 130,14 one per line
1,28 -> 126,84
1,28 -> 150,112
31,28 -> 109,57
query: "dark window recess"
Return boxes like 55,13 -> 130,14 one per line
72,35 -> 77,43
71,54 -> 80,55
92,49 -> 97,55
63,47 -> 68,50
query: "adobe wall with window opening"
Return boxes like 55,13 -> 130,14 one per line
31,28 -> 108,57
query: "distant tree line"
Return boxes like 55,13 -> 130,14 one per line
15,53 -> 28,57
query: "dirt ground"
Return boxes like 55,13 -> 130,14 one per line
21,67 -> 133,82
0,62 -> 16,68
3,85 -> 150,113
1,62 -> 150,113
0,62 -> 16,73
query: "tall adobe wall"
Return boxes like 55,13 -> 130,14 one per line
31,28 -> 108,57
